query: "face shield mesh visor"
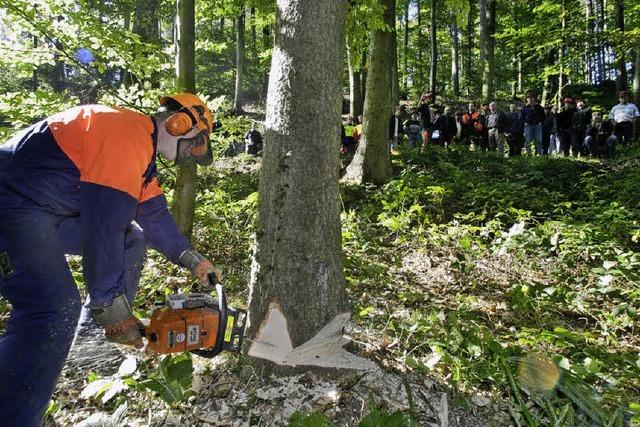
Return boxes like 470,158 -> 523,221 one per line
176,130 -> 212,166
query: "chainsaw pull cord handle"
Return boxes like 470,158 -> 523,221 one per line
212,273 -> 227,356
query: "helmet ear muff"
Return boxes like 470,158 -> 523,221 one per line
165,112 -> 194,136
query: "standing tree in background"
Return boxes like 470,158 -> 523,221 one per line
342,0 -> 394,185
428,0 -> 437,95
246,0 -> 350,361
481,0 -> 495,99
614,0 -> 627,92
127,0 -> 160,86
171,0 -> 198,238
234,7 -> 245,113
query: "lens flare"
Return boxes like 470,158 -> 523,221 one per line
75,48 -> 94,64
515,354 -> 560,393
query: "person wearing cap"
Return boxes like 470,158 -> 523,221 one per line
556,96 -> 577,156
572,96 -> 592,156
506,103 -> 525,156
0,93 -> 220,426
518,91 -> 546,155
609,91 -> 639,145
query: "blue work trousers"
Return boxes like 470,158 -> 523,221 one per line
0,209 -> 145,427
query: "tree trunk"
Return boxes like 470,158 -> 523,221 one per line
481,0 -> 495,100
246,0 -> 349,356
32,33 -> 38,91
597,0 -> 605,83
634,48 -> 640,106
450,22 -> 460,97
614,0 -> 627,92
417,0 -> 422,78
429,0 -> 436,96
171,0 -> 198,238
342,0 -> 394,185
348,45 -> 363,121
403,0 -> 409,91
466,0 -> 474,95
129,0 -> 160,86
234,11 -> 246,114
250,7 -> 258,62
479,0 -> 486,66
361,49 -> 368,107
541,50 -> 555,106
584,0 -> 593,83
391,5 -> 399,106
557,1 -> 566,105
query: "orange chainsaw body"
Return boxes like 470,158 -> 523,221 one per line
145,306 -> 220,354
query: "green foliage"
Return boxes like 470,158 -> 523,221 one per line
342,144 -> 640,425
136,353 -> 195,404
288,411 -> 335,427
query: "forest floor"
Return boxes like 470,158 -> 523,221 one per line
2,118 -> 639,426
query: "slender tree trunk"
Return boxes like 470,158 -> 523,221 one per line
634,48 -> 640,106
466,0 -> 474,95
614,0 -> 627,92
246,0 -> 349,355
403,0 -> 409,91
479,0 -> 486,66
450,22 -> 460,97
234,11 -> 246,114
517,53 -> 523,93
130,0 -> 160,86
429,0 -> 437,96
417,0 -> 422,78
584,0 -> 593,83
250,7 -> 257,62
348,45 -> 363,121
481,0 -> 495,100
557,0 -> 566,105
342,0 -> 394,185
361,49 -> 368,107
171,0 -> 198,238
597,0 -> 605,82
32,34 -> 38,91
392,36 -> 399,105
541,50 -> 555,105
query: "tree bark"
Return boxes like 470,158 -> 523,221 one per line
450,22 -> 460,97
246,0 -> 349,351
403,0 -> 409,91
234,11 -> 246,114
479,0 -> 486,67
466,0 -> 474,95
391,5 -> 399,106
361,49 -> 368,107
250,7 -> 258,62
614,0 -> 627,92
348,45 -> 363,121
584,0 -> 593,83
342,0 -> 394,185
171,0 -> 198,238
128,0 -> 160,86
481,0 -> 495,100
634,48 -> 640,106
429,0 -> 436,96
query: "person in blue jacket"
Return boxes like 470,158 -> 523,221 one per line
0,93 -> 221,426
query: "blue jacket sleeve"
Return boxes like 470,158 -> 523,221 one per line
136,194 -> 191,264
81,182 -> 138,307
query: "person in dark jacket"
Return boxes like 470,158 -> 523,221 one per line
506,103 -> 524,156
244,121 -> 263,156
418,92 -> 434,144
389,107 -> 405,150
556,96 -> 577,156
541,105 -> 555,155
518,91 -> 546,155
403,110 -> 423,149
584,110 -> 617,157
572,96 -> 592,156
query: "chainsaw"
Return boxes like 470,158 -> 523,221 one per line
143,275 -> 247,357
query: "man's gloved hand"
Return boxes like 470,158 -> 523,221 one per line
179,249 -> 223,288
91,294 -> 144,348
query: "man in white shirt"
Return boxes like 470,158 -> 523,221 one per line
609,91 -> 639,145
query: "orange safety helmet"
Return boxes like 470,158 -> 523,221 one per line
159,93 -> 215,136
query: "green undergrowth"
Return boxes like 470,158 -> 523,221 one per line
341,144 -> 640,425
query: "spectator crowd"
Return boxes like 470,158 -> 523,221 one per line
342,90 -> 640,159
